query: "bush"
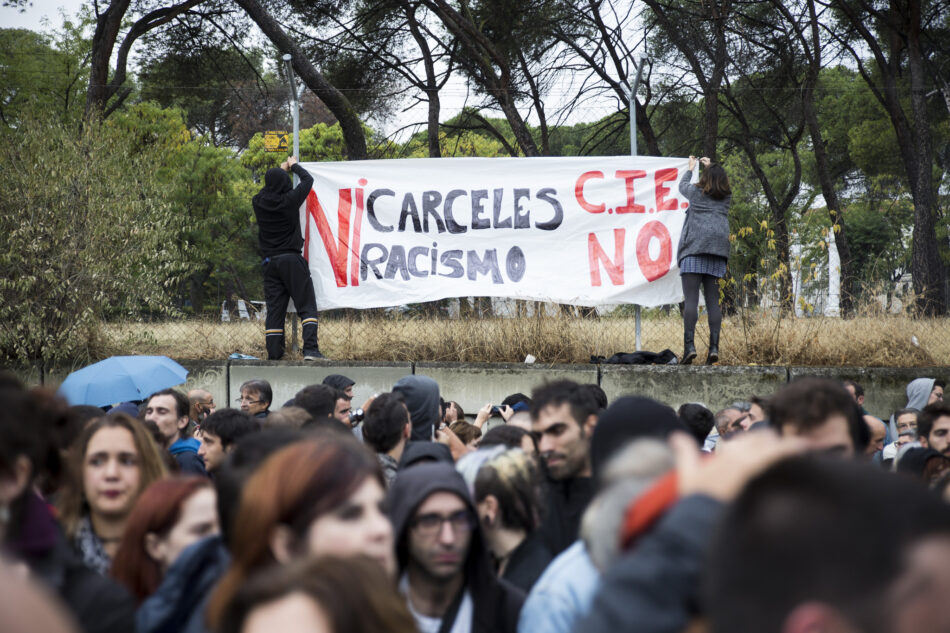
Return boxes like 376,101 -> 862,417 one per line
0,109 -> 196,366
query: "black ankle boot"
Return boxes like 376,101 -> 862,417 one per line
706,331 -> 720,365
682,331 -> 697,365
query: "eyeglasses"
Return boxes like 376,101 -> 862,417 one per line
235,397 -> 261,405
411,510 -> 475,537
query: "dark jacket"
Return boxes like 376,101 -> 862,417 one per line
388,462 -> 524,633
8,493 -> 137,633
169,437 -> 207,477
501,533 -> 552,593
676,169 -> 731,265
538,475 -> 594,556
136,535 -> 231,633
576,494 -> 723,633
392,375 -> 441,441
252,164 -> 314,257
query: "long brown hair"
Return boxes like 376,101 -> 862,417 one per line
206,438 -> 383,629
57,413 -> 167,539
698,163 -> 732,200
111,476 -> 211,603
217,555 -> 416,633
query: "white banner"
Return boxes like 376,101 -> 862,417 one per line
299,156 -> 690,310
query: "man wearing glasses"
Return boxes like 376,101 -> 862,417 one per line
236,379 -> 272,419
388,462 -> 524,633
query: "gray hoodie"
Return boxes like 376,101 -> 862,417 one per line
888,377 -> 934,440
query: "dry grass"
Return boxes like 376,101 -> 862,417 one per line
100,311 -> 950,367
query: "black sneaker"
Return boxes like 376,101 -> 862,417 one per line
303,352 -> 326,361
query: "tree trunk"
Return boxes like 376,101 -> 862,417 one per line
85,0 -> 131,118
234,0 -> 368,160
906,0 -> 946,314
422,0 -> 540,156
405,4 -> 442,158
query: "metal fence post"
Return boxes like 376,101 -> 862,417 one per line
629,56 -> 647,351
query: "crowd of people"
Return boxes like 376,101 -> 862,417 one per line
2,369 -> 950,633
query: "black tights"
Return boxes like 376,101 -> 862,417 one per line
682,273 -> 722,338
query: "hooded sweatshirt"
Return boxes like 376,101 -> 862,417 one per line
387,462 -> 524,633
888,378 -> 935,441
393,375 -> 441,441
252,164 -> 314,257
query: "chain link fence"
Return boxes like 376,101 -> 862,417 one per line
99,277 -> 950,367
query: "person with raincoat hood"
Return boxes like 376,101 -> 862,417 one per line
252,156 -> 325,361
888,378 -> 944,442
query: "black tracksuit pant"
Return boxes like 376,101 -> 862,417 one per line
263,253 -> 319,359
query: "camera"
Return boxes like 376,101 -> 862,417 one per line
348,408 -> 365,425
490,405 -> 502,416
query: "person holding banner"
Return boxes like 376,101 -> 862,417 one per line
677,156 -> 732,365
252,156 -> 325,360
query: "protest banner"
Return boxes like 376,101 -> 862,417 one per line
299,156 -> 691,310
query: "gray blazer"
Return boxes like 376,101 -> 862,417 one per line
676,169 -> 731,266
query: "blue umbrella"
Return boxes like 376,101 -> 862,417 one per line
58,356 -> 189,407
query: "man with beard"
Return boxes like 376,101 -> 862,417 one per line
252,155 -> 324,360
529,380 -> 599,556
388,462 -> 523,633
919,401 -> 950,457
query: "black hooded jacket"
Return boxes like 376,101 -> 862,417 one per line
252,163 -> 314,257
387,462 -> 524,633
393,375 -> 441,441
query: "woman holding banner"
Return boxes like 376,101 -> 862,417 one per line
677,155 -> 732,365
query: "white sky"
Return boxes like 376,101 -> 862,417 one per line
0,0 -> 86,31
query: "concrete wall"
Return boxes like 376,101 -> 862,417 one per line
789,367 -> 950,420
229,361 -> 413,410
19,360 -> 950,420
601,364 -> 788,412
417,362 -> 597,420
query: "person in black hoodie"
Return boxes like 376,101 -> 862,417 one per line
252,155 -> 324,360
0,376 -> 136,633
388,462 -> 524,633
393,375 -> 442,441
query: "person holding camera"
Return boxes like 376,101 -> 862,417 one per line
677,155 -> 732,365
252,155 -> 325,361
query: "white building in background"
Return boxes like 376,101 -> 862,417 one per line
791,229 -> 841,317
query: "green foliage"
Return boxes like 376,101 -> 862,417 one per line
138,46 -> 270,147
108,102 -> 261,315
403,130 -> 507,157
0,110 -> 196,366
0,20 -> 91,126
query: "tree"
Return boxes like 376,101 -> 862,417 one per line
234,0 -> 369,159
825,0 -> 947,313
0,23 -> 90,126
642,0 -> 732,160
419,0 -> 570,156
0,107 -> 195,367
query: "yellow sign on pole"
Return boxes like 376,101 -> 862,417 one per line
263,131 -> 290,153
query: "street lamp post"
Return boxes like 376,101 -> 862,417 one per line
282,53 -> 301,352
282,53 -> 301,185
